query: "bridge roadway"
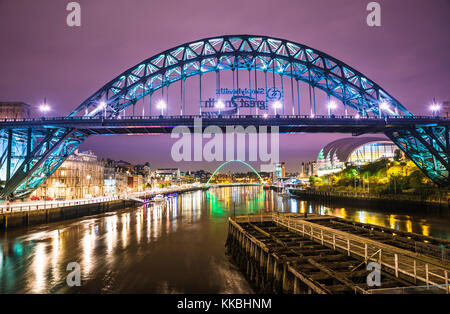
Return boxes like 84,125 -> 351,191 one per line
1,115 -> 449,135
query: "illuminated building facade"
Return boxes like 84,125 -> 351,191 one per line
0,102 -> 31,119
152,168 -> 180,184
317,137 -> 399,176
300,161 -> 317,178
272,162 -> 286,181
104,160 -> 129,195
32,150 -> 104,200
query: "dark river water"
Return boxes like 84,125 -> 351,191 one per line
1,186 -> 449,293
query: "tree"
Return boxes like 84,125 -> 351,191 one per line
393,149 -> 403,162
309,176 -> 321,186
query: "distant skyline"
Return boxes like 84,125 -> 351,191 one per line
1,0 -> 449,172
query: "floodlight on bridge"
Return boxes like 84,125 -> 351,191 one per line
39,103 -> 50,118
272,101 -> 282,115
39,104 -> 50,112
430,103 -> 441,117
380,102 -> 389,110
215,100 -> 225,115
157,100 -> 167,115
327,101 -> 337,115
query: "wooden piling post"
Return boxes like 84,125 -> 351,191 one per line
293,276 -> 299,294
394,254 -> 398,277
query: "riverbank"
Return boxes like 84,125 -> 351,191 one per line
284,188 -> 450,211
0,199 -> 140,230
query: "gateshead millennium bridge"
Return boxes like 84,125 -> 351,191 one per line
0,35 -> 449,199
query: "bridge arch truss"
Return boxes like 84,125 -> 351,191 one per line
0,35 -> 448,199
206,160 -> 264,185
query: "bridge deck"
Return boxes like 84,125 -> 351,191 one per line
1,115 -> 449,135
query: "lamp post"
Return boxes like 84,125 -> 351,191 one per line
272,101 -> 282,116
87,175 -> 91,198
430,102 -> 441,118
327,101 -> 337,116
99,101 -> 107,118
379,101 -> 389,118
40,98 -> 50,118
157,100 -> 166,116
215,100 -> 225,115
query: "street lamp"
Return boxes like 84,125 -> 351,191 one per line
272,101 -> 282,115
215,100 -> 225,115
99,101 -> 107,118
379,101 -> 389,117
430,103 -> 441,117
86,175 -> 91,198
157,100 -> 166,116
40,98 -> 50,118
327,101 -> 337,116
263,113 -> 268,119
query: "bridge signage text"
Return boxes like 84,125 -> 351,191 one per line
201,87 -> 283,115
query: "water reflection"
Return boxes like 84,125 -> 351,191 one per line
0,186 -> 449,293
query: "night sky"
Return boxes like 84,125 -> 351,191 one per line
0,0 -> 449,172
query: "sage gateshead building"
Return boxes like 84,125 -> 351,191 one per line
316,137 -> 399,176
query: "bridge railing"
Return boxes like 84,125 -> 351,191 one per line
0,114 -> 448,123
0,185 -> 209,214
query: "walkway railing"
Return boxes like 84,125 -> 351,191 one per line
0,185 -> 204,213
0,195 -> 121,213
0,114 -> 448,124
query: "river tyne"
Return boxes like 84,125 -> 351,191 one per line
0,186 -> 449,293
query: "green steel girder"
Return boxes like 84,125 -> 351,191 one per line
0,127 -> 87,199
69,35 -> 411,119
385,125 -> 450,186
1,35 -> 449,200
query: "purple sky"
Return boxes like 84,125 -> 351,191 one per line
0,0 -> 449,172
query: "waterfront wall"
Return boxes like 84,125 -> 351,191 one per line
285,188 -> 450,210
0,199 -> 139,231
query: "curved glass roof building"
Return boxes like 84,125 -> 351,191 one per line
317,137 -> 398,176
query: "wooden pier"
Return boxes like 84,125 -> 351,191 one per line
225,213 -> 450,294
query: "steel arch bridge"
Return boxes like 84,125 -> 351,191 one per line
0,35 -> 449,199
206,160 -> 264,185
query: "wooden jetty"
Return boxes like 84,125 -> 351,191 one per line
225,213 -> 450,294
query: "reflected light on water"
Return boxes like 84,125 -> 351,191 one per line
82,227 -> 95,277
31,243 -> 46,293
0,186 -> 448,293
51,230 -> 61,284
